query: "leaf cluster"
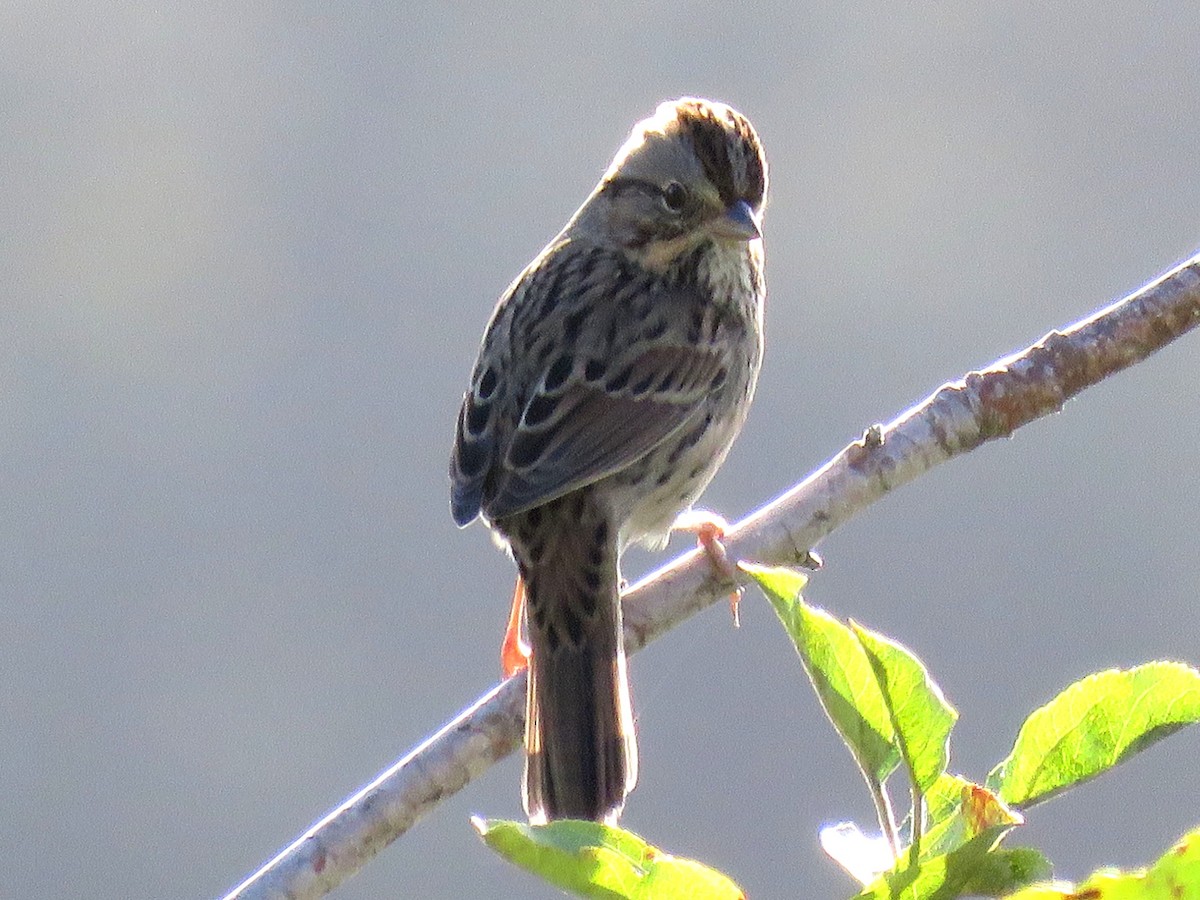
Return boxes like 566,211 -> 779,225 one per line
478,565 -> 1200,898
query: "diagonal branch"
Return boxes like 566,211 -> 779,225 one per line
223,252 -> 1200,900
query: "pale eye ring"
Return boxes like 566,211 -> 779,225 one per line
660,181 -> 689,213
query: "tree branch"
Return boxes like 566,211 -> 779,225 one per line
223,252 -> 1200,900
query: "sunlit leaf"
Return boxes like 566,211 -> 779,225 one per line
852,828 -> 1047,899
743,563 -> 899,781
841,782 -> 1034,898
473,818 -> 745,899
1001,825 -> 1200,900
988,662 -> 1200,808
921,777 -> 1022,860
853,623 -> 957,794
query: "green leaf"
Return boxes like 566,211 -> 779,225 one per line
996,889 -> 1073,900
853,623 -> 958,794
962,847 -> 1053,898
923,774 -> 974,825
920,776 -> 1023,860
852,828 -> 1048,899
743,563 -> 900,782
473,818 -> 745,900
1001,825 -> 1200,900
988,662 -> 1200,808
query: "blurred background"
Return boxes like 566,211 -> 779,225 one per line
4,3 -> 1199,897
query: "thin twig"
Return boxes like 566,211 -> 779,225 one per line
223,252 -> 1200,899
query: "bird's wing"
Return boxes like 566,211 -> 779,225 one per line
450,291 -> 732,527
481,339 -> 729,521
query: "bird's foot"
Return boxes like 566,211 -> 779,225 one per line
501,577 -> 531,678
672,509 -> 744,626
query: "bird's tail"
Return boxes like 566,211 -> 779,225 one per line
511,491 -> 637,824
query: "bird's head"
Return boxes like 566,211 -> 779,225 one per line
570,98 -> 768,269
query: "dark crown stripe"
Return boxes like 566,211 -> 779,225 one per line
669,101 -> 766,208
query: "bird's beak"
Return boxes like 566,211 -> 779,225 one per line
708,199 -> 761,242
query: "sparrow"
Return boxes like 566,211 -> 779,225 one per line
451,97 -> 768,823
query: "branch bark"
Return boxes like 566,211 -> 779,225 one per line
223,252 -> 1200,900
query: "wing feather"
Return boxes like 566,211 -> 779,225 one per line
450,249 -> 737,527
481,343 -> 726,521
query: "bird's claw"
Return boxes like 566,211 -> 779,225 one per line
501,577 -> 531,678
672,510 -> 744,627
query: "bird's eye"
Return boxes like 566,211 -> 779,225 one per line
660,181 -> 689,213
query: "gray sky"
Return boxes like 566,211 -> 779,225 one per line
4,3 -> 1199,898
